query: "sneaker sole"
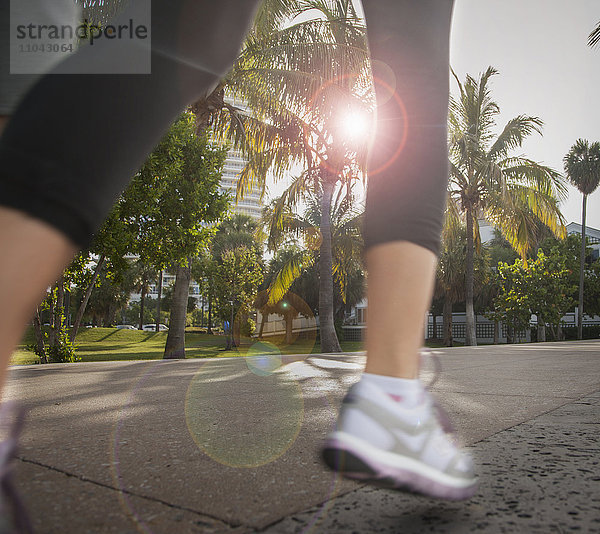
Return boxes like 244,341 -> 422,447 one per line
322,432 -> 478,501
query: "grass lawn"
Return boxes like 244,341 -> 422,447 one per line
11,327 -> 366,366
11,327 -> 455,366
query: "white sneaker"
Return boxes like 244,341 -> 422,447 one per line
322,378 -> 478,500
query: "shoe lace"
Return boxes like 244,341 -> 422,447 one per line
419,349 -> 456,436
0,403 -> 34,534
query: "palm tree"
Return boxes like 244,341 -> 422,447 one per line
211,214 -> 261,259
206,0 -> 370,352
159,0 -> 370,356
448,67 -> 567,345
563,139 -> 600,339
255,248 -> 313,346
435,219 -> 489,346
259,183 -> 364,351
78,0 -> 128,22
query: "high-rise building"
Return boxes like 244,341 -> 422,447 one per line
217,95 -> 263,220
219,147 -> 263,219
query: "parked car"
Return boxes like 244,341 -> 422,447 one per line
142,324 -> 169,332
115,325 -> 136,330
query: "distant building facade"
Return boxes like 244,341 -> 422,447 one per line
566,222 -> 600,260
219,147 -> 263,219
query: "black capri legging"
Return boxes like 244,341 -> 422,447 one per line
0,0 -> 453,256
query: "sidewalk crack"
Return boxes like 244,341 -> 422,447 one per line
16,456 -> 244,530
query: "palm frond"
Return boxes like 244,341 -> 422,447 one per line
563,139 -> 600,195
487,116 -> 544,160
588,21 -> 600,48
267,250 -> 315,305
500,157 -> 568,201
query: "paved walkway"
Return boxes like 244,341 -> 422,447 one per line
4,340 -> 600,533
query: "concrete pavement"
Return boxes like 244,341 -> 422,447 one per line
4,340 -> 600,533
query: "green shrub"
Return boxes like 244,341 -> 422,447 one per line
30,314 -> 80,363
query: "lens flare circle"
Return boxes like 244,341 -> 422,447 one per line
305,72 -> 408,179
305,73 -> 375,177
245,341 -> 282,376
368,75 -> 409,177
184,360 -> 304,468
370,59 -> 397,106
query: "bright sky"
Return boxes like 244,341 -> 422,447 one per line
451,0 -> 600,230
268,1 -> 600,230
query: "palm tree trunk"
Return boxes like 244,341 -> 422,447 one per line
164,262 -> 191,359
465,209 -> 477,346
258,310 -> 266,339
155,270 -> 163,332
139,285 -> 146,330
207,292 -> 213,335
443,298 -> 453,347
33,308 -> 47,363
319,179 -> 342,353
48,284 -> 57,347
64,287 -> 71,327
578,194 -> 587,340
56,276 -> 65,338
71,254 -> 106,341
285,312 -> 293,345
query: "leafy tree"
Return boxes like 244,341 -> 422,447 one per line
206,215 -> 264,348
527,250 -> 576,341
256,247 -> 312,345
540,234 -> 600,320
121,297 -> 160,326
492,261 -> 536,343
160,284 -> 197,316
191,250 -> 218,334
213,247 -> 264,349
70,206 -> 133,340
563,139 -> 600,338
120,113 -> 229,358
492,250 -> 576,343
85,269 -> 130,327
585,260 -> 600,318
31,285 -> 79,363
211,214 -> 262,259
487,230 -> 519,268
448,67 -> 566,345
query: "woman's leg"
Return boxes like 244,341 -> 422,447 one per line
323,0 -> 478,500
0,0 -> 262,248
0,1 -> 261,387
364,242 -> 437,379
0,206 -> 76,391
362,0 -> 454,381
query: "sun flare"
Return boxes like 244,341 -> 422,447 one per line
340,111 -> 371,142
